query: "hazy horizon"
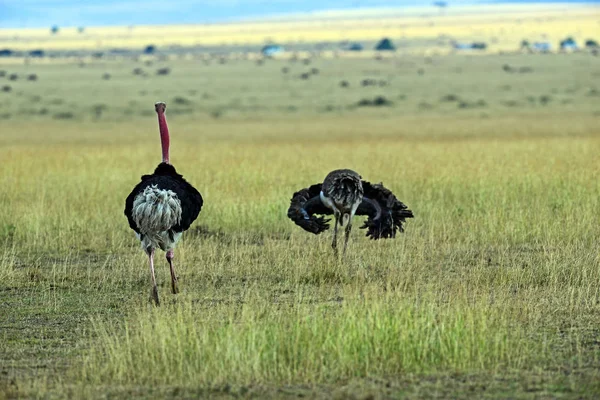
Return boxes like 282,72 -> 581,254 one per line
1,0 -> 598,29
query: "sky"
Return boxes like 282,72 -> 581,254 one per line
0,0 -> 597,28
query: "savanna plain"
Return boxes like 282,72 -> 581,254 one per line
1,14 -> 600,398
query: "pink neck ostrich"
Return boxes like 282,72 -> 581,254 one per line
124,102 -> 203,305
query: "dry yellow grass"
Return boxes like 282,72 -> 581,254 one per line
0,4 -> 597,52
1,111 -> 599,397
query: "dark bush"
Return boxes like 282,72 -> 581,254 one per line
585,39 -> 598,48
458,99 -> 487,109
173,96 -> 192,105
441,94 -> 459,102
29,50 -> 44,58
502,100 -> 519,107
539,95 -> 551,105
156,67 -> 171,75
357,96 -> 392,107
53,112 -> 75,119
373,96 -> 392,106
92,104 -> 107,118
361,79 -> 376,87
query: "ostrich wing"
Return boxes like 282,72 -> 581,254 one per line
287,183 -> 332,234
356,181 -> 414,239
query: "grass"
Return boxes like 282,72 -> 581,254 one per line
1,21 -> 600,398
1,51 -> 598,130
0,4 -> 597,52
83,296 -> 530,386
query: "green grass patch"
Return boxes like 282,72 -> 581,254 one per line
81,295 -> 533,386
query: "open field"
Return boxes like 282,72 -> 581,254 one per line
0,50 -> 599,126
1,10 -> 600,398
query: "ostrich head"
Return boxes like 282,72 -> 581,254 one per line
155,101 -> 170,164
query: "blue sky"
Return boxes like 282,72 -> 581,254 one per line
0,0 -> 597,28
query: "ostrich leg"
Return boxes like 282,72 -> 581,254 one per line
343,216 -> 353,256
343,203 -> 359,256
147,248 -> 160,306
166,249 -> 179,294
331,211 -> 340,255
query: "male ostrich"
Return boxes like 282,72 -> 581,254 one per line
124,102 -> 203,305
287,169 -> 413,255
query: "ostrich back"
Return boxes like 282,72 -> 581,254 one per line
321,169 -> 364,212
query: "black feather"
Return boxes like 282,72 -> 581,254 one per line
124,162 -> 203,234
287,183 -> 332,234
356,181 -> 413,239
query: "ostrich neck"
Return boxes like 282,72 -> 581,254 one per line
157,112 -> 170,164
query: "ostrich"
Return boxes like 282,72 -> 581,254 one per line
287,169 -> 413,255
124,102 -> 203,305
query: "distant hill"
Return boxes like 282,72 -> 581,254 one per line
0,0 -> 598,28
